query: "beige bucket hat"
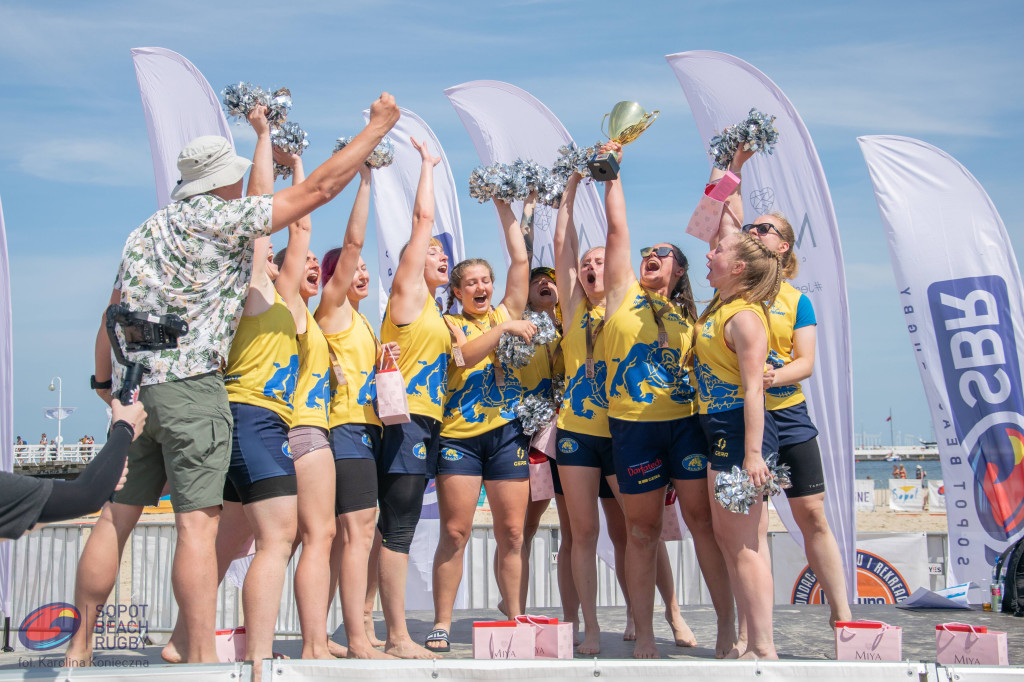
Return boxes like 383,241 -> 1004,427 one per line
170,136 -> 252,201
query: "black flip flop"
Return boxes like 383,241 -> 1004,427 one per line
425,628 -> 451,653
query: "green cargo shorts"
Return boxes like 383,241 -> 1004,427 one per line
113,372 -> 233,512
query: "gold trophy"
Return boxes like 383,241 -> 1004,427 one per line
587,101 -> 659,181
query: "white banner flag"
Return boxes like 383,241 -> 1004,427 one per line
928,479 -> 947,513
444,80 -> 607,267
859,135 -> 1024,600
855,480 -> 876,512
889,479 -> 925,513
667,51 -> 856,600
358,108 -> 465,318
0,195 -> 13,617
131,47 -> 235,208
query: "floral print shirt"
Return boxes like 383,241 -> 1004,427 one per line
112,194 -> 274,389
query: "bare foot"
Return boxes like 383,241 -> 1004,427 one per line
632,637 -> 660,659
364,614 -> 385,647
577,630 -> 601,656
160,640 -> 183,664
62,649 -> 91,668
327,639 -> 348,658
571,621 -> 581,646
299,644 -> 335,661
623,611 -> 636,641
496,599 -> 508,618
666,609 -> 697,647
385,637 -> 442,660
740,646 -> 778,660
715,625 -> 739,659
347,645 -> 398,660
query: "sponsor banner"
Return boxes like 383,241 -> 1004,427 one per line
359,107 -> 465,318
929,479 -> 947,512
444,80 -> 607,268
668,51 -> 856,601
860,135 -> 1024,598
774,533 -> 927,606
856,479 -> 876,512
889,479 -> 925,513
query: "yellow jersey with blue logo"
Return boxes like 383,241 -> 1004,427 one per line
442,306 -> 522,439
323,310 -> 381,428
765,281 -> 816,411
557,301 -> 610,437
290,307 -> 331,430
224,291 -> 299,422
605,281 -> 697,422
380,296 -> 451,422
517,311 -> 562,402
694,297 -> 770,414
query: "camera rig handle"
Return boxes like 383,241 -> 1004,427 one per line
104,305 -> 188,405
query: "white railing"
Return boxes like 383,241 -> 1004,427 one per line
13,443 -> 101,466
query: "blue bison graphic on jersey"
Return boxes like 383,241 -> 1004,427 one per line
609,342 -> 694,406
263,354 -> 300,408
629,294 -> 684,325
357,370 -> 376,406
694,358 -> 741,412
564,361 -> 609,419
524,378 -> 553,401
444,365 -> 522,423
765,349 -> 798,400
406,352 -> 448,407
305,371 -> 331,411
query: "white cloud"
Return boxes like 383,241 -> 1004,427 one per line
17,138 -> 153,187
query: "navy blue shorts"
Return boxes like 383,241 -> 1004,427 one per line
700,405 -> 780,472
609,415 -> 709,494
550,457 -> 615,498
555,429 -> 615,477
225,403 -> 296,504
380,414 -> 440,477
769,401 -> 819,448
330,423 -> 382,462
437,421 -> 530,480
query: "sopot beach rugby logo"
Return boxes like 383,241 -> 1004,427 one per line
19,603 -> 81,651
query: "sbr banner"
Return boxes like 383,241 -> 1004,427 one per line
860,135 -> 1024,601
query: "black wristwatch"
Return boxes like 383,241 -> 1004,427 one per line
90,375 -> 113,390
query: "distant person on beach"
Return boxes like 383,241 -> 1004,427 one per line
892,464 -> 899,478
64,94 -> 399,668
15,436 -> 23,446
898,464 -> 908,479
915,465 -> 923,479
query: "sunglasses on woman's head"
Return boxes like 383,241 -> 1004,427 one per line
640,246 -> 676,259
742,223 -> 783,238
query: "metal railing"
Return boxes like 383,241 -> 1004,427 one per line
13,443 -> 100,466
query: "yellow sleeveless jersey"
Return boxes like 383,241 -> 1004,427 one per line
518,311 -> 562,401
323,310 -> 381,428
604,281 -> 697,422
765,281 -> 816,411
442,306 -> 522,439
694,297 -> 770,414
290,307 -> 331,430
381,296 -> 451,422
557,300 -> 610,437
224,291 -> 299,422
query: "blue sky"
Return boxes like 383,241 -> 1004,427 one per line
1,0 -> 1021,445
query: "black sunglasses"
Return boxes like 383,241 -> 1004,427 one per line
742,223 -> 784,238
640,246 -> 676,259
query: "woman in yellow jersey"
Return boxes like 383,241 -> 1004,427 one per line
600,143 -> 733,659
710,150 -> 852,626
375,138 -> 450,659
268,148 -> 339,659
426,197 -> 536,652
696,231 -> 783,659
315,166 -> 398,660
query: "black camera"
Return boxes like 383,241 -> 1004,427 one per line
105,305 -> 188,404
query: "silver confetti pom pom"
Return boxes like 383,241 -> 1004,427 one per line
526,310 -> 558,346
271,121 -> 309,180
713,452 -> 792,514
552,374 -> 566,406
495,310 -> 558,370
469,159 -> 567,205
536,167 -> 566,208
708,108 -> 779,170
334,136 -> 396,169
553,141 -> 601,180
222,83 -> 291,126
516,393 -> 556,436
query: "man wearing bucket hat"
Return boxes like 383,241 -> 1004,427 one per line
66,94 -> 400,667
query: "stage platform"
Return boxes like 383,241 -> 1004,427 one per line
2,604 -> 1021,679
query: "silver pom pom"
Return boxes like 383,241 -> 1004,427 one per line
553,141 -> 601,180
468,160 -> 565,205
271,121 -> 309,180
334,136 -> 396,169
552,374 -> 566,406
708,108 -> 779,170
516,393 -> 556,436
222,83 -> 291,126
495,310 -> 558,370
536,167 -> 566,208
713,452 -> 792,514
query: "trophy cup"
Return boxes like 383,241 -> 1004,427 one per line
587,101 -> 659,181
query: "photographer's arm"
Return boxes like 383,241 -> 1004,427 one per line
93,288 -> 120,406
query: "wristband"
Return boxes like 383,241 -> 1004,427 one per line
91,375 -> 113,390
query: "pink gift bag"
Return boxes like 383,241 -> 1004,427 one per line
685,171 -> 740,243
472,621 -> 536,660
375,347 -> 410,425
935,622 -> 1009,665
531,419 -> 558,459
515,615 -> 574,659
834,620 -> 902,661
660,488 -> 683,541
215,626 -> 247,662
529,454 -> 555,502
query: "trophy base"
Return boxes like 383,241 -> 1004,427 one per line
587,152 -> 620,181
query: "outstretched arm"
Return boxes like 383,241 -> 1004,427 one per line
452,318 -> 538,368
496,193 -> 533,319
315,164 -> 372,333
246,105 -> 273,197
271,93 -> 398,231
554,172 -> 584,315
390,137 -> 441,325
273,148 -> 311,331
601,142 -> 634,313
710,148 -> 752,249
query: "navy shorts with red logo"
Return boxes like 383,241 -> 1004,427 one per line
608,415 -> 708,495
